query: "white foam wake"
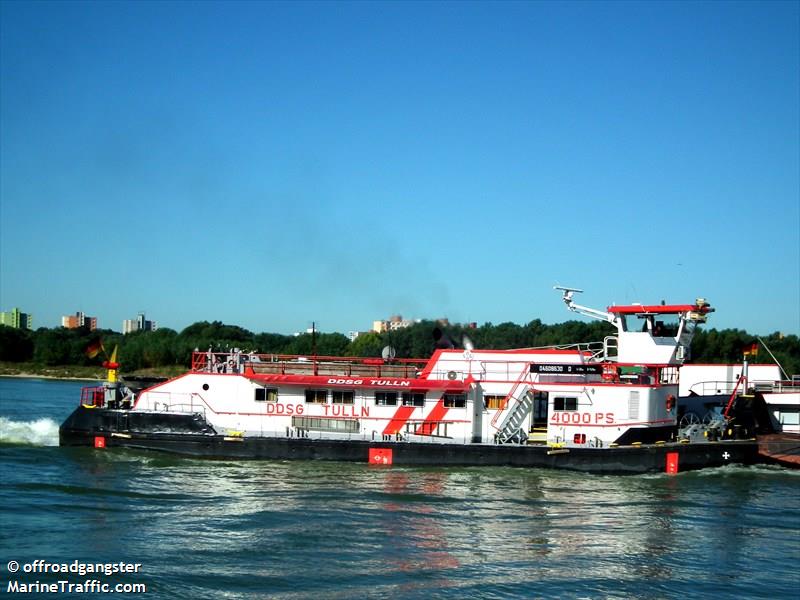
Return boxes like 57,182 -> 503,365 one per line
0,416 -> 60,446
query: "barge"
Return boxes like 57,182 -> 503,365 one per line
680,357 -> 800,468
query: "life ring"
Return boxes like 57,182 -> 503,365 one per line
601,364 -> 618,381
666,394 -> 675,411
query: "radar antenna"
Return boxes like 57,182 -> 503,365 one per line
553,286 -> 615,324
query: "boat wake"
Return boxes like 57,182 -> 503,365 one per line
0,416 -> 60,447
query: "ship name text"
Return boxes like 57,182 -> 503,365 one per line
326,378 -> 411,387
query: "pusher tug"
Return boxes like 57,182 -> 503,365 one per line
60,290 -> 763,474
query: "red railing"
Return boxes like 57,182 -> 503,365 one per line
80,385 -> 105,407
190,351 -> 429,379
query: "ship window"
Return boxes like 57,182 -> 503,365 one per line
553,397 -> 578,411
653,317 -> 679,338
375,392 -> 398,406
332,390 -> 355,405
780,411 -> 799,426
305,389 -> 328,404
402,392 -> 425,407
484,395 -> 505,409
292,416 -> 359,433
254,387 -> 278,402
444,393 -> 466,408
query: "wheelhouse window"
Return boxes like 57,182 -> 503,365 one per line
402,392 -> 425,407
553,396 -> 578,411
484,395 -> 505,410
305,389 -> 328,404
254,387 -> 278,402
444,393 -> 466,408
332,390 -> 355,405
375,391 -> 398,406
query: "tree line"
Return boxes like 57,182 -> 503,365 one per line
1,320 -> 798,375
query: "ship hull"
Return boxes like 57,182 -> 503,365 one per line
757,433 -> 800,468
60,406 -> 761,475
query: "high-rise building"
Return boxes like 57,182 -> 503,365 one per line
123,313 -> 157,334
62,311 -> 97,331
0,308 -> 33,330
372,315 -> 419,333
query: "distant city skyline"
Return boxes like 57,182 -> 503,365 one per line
0,307 -> 33,330
1,2 -> 798,336
61,311 -> 97,331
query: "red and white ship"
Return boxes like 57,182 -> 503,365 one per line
60,290 -> 765,474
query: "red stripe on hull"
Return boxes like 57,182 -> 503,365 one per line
416,398 -> 449,436
383,406 -> 416,435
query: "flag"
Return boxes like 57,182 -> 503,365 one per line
84,338 -> 104,359
743,342 -> 759,358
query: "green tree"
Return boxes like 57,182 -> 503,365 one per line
346,332 -> 384,357
32,328 -> 74,365
0,325 -> 34,361
254,332 -> 294,354
175,321 -> 257,365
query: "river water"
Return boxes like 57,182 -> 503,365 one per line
1,377 -> 798,599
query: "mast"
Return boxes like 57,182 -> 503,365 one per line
312,321 -> 317,375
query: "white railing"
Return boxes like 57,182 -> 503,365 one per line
144,391 -> 209,417
231,427 -> 475,445
687,380 -> 738,396
688,378 -> 800,396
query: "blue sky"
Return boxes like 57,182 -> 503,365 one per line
1,1 -> 798,336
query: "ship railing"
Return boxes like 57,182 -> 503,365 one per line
546,341 -> 606,362
490,367 -> 534,431
686,380 -> 739,396
80,385 -> 106,407
602,336 -> 618,361
191,351 -> 426,378
752,379 -> 800,393
427,358 -> 677,386
686,377 -> 800,396
153,403 -> 207,418
430,357 -> 556,382
231,426 -> 473,445
144,391 -> 208,418
426,343 -> 605,382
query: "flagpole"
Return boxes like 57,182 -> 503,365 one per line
757,336 -> 790,381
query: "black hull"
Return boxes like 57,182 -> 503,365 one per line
59,406 -> 762,475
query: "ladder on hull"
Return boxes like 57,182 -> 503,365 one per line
490,364 -> 536,444
496,389 -> 536,444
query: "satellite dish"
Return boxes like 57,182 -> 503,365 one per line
381,346 -> 397,361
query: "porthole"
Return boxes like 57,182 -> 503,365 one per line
202,383 -> 209,391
